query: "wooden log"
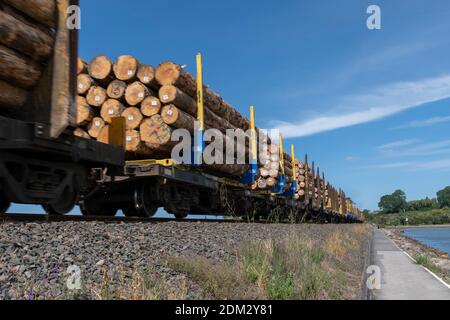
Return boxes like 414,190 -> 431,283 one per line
73,128 -> 91,139
270,153 -> 279,162
0,10 -> 54,61
155,62 -> 249,129
137,64 -> 158,89
257,178 -> 267,190
161,104 -> 194,133
88,55 -> 114,83
206,163 -> 248,178
77,74 -> 94,95
77,58 -> 87,75
140,115 -> 172,145
262,160 -> 271,170
259,168 -> 269,178
121,107 -> 143,130
0,79 -> 28,109
141,96 -> 161,117
0,44 -> 41,89
100,99 -> 125,123
269,168 -> 279,178
76,96 -> 94,126
159,85 -> 240,135
3,0 -> 56,28
87,117 -> 105,138
106,79 -> 127,100
96,125 -> 110,144
125,129 -> 153,155
113,55 -> 139,82
269,144 -> 279,155
145,141 -> 174,155
86,86 -> 107,107
125,81 -> 151,106
266,177 -> 276,188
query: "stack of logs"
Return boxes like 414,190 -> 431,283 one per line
253,142 -> 293,191
75,54 -> 303,183
293,156 -> 348,213
76,55 -> 258,178
0,0 -> 57,110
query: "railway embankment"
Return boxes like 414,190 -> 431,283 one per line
0,222 -> 372,300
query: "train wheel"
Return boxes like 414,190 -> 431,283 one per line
80,197 -> 117,216
130,184 -> 157,217
174,212 -> 188,219
122,203 -> 157,218
42,187 -> 77,215
0,193 -> 10,214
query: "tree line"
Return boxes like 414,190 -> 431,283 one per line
376,186 -> 450,214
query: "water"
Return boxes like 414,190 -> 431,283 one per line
403,227 -> 450,255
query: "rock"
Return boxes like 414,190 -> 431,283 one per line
96,260 -> 105,267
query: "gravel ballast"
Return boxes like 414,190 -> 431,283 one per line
0,221 -> 370,300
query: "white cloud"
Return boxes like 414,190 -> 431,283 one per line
395,115 -> 450,129
367,158 -> 450,171
377,139 -> 420,150
376,139 -> 450,158
271,74 -> 450,138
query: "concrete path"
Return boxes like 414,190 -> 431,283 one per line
371,229 -> 450,300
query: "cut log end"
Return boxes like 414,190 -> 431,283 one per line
137,64 -> 155,85
74,128 -> 91,139
100,99 -> 125,123
125,81 -> 149,106
106,79 -> 127,100
114,55 -> 139,81
96,125 -> 110,144
87,117 -> 105,138
141,96 -> 161,117
86,86 -> 107,107
77,58 -> 87,74
140,115 -> 172,145
77,74 -> 94,95
88,55 -> 113,82
76,96 -> 94,126
155,61 -> 181,86
158,85 -> 177,104
121,107 -> 143,130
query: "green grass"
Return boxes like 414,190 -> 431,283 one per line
414,254 -> 443,274
367,207 -> 450,227
167,225 -> 372,300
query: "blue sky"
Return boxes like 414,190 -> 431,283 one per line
10,0 -> 450,213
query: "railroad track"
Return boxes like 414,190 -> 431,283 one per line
0,213 -> 252,224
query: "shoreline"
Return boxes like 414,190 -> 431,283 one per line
386,224 -> 450,229
383,228 -> 450,285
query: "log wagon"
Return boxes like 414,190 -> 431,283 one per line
0,0 -> 124,215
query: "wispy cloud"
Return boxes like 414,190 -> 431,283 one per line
271,74 -> 450,138
377,139 -> 420,150
376,139 -> 450,158
395,115 -> 450,129
366,158 -> 450,171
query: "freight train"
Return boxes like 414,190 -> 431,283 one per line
0,0 -> 363,223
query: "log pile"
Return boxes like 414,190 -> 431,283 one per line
0,1 -> 57,110
75,55 -> 254,178
252,143 -> 294,191
75,55 -> 301,183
